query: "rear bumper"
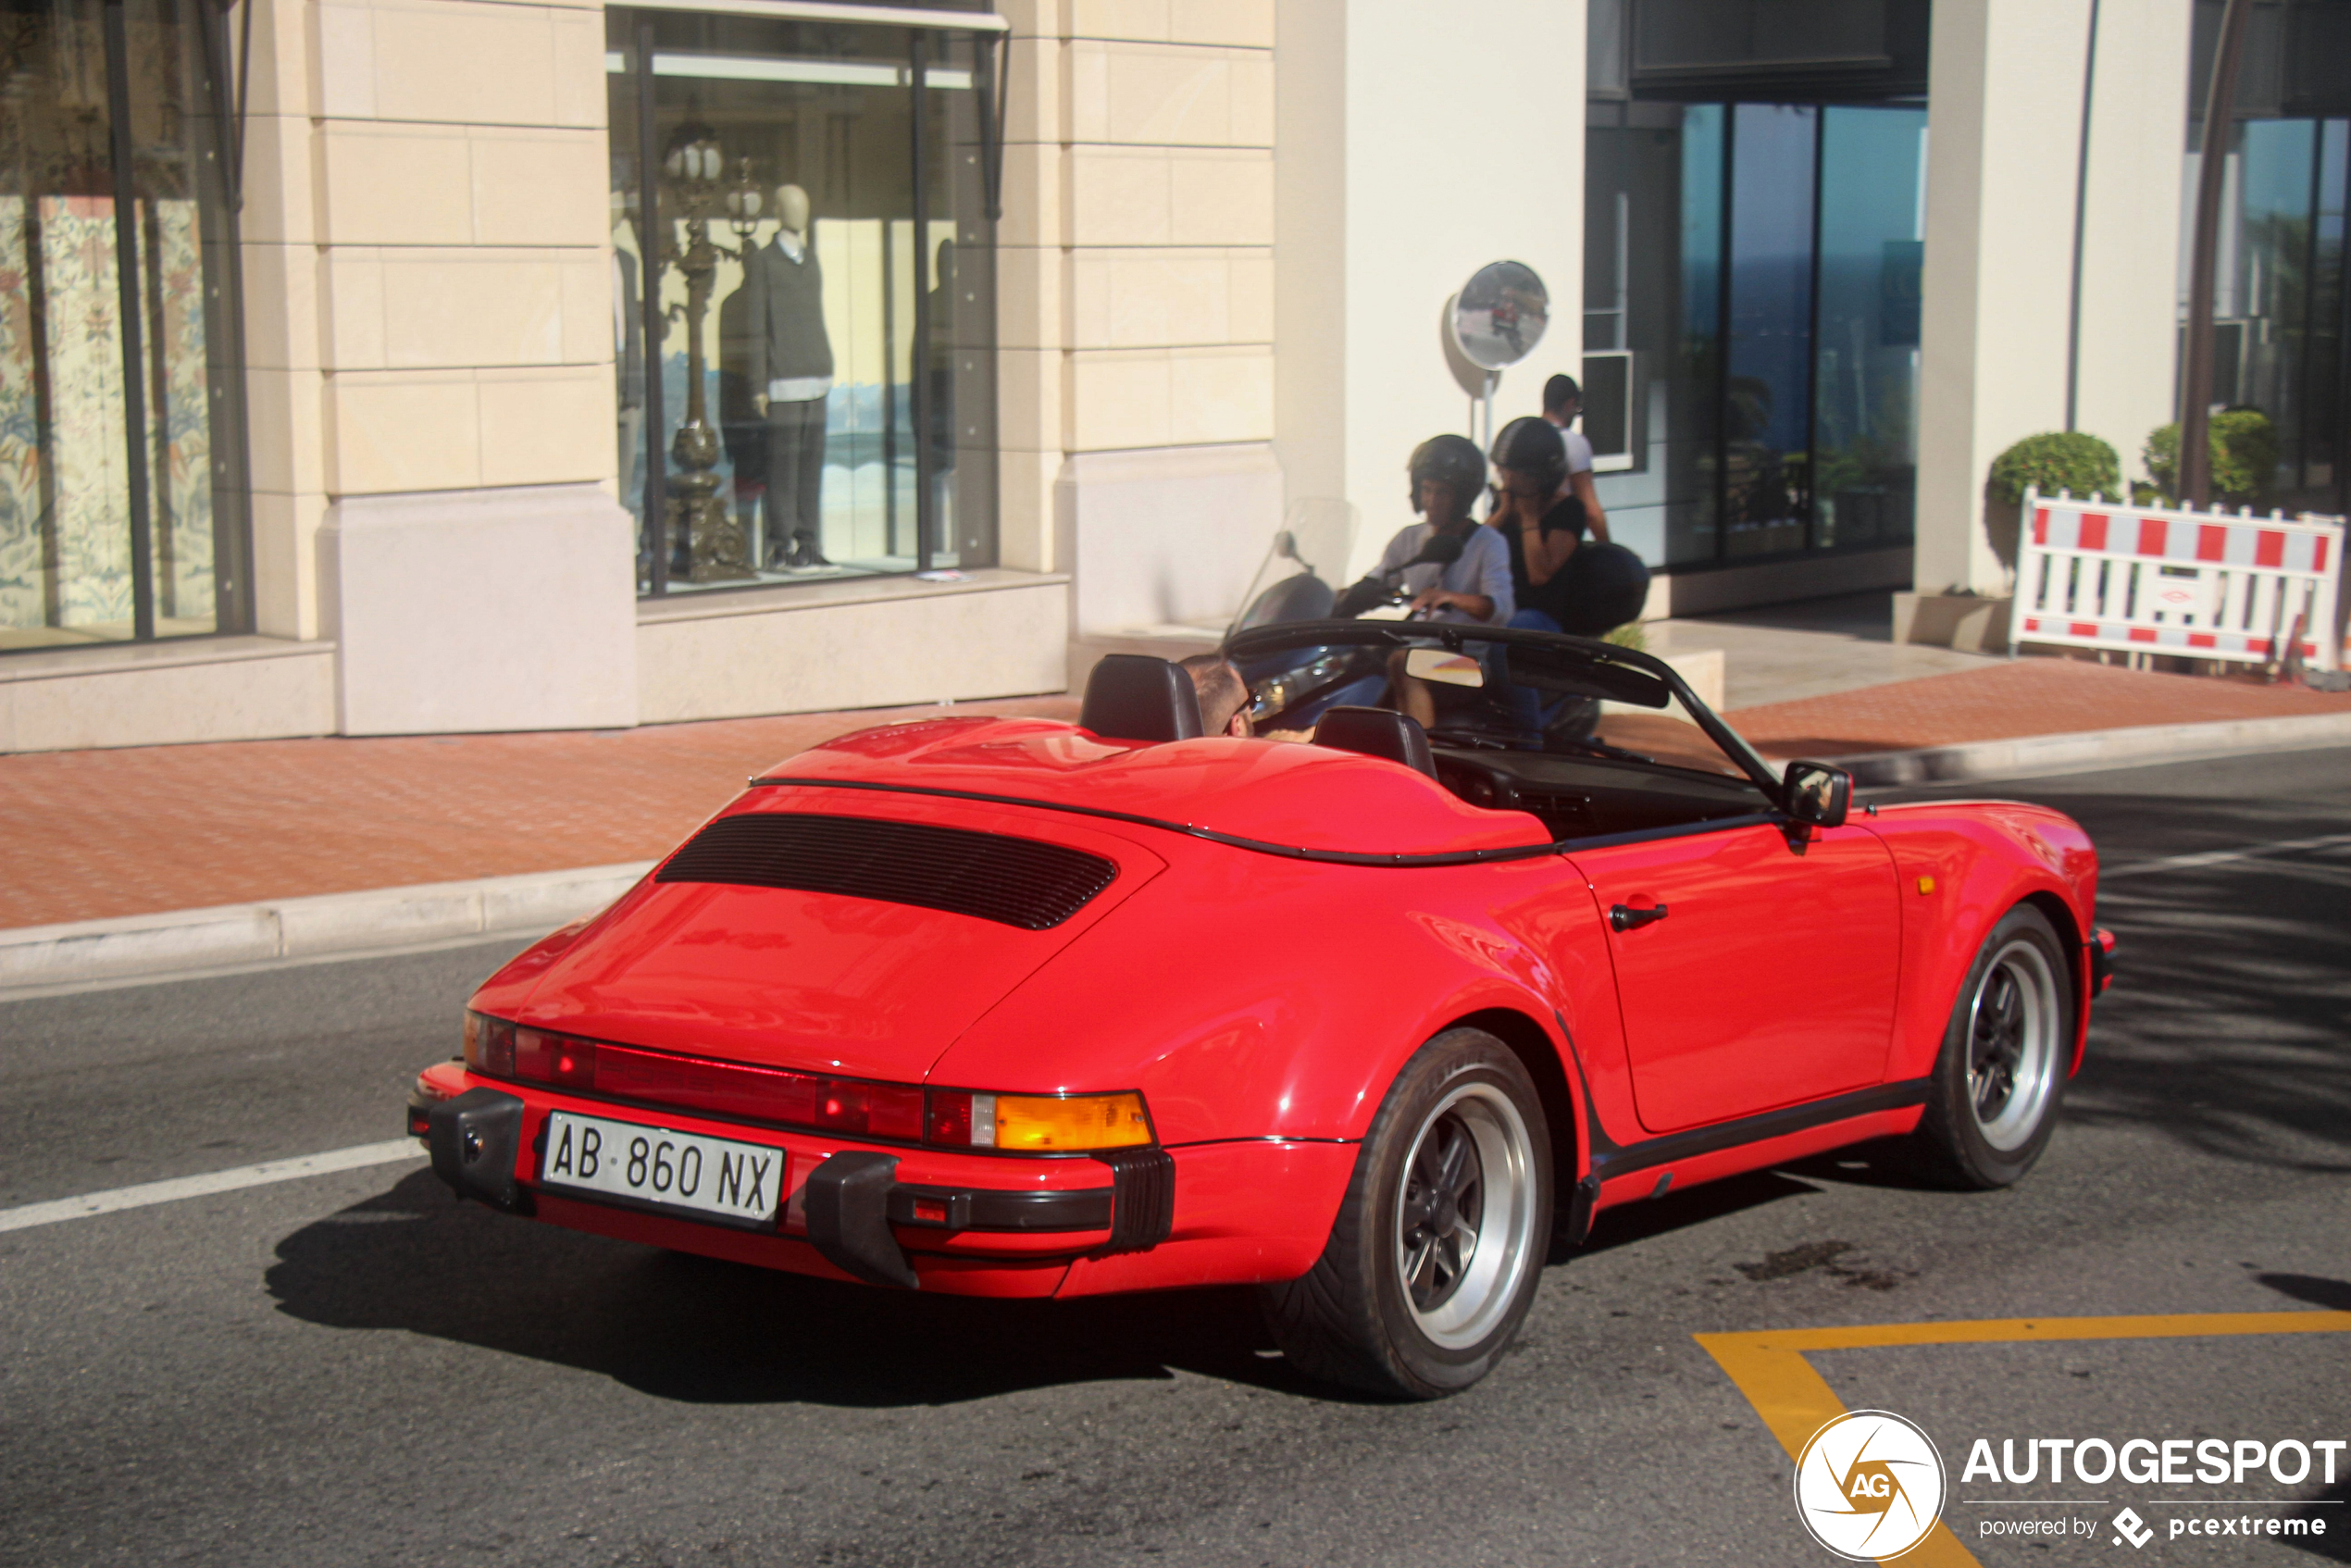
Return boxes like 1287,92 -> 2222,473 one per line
413,1064 -> 1350,1298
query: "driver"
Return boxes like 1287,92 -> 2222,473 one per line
1330,434 -> 1513,730
1178,653 -> 1253,737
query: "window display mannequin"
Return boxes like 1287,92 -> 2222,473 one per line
746,182 -> 833,568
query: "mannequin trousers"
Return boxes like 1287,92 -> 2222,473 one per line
765,398 -> 827,547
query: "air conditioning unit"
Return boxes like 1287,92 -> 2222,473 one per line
1580,351 -> 1637,473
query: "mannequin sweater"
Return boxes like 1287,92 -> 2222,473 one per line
746,236 -> 834,390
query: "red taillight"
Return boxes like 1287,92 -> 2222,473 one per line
515,1028 -> 597,1090
815,1079 -> 923,1140
456,1017 -> 1140,1151
925,1090 -> 973,1146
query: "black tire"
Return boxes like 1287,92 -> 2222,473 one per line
1910,903 -> 2073,1188
1261,1028 -> 1552,1399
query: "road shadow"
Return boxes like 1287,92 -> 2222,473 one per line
267,1169 -> 1334,1409
1576,1170 -> 1819,1256
1779,1138 -> 1948,1192
1876,782 -> 2351,1173
2287,1480 -> 2351,1562
2256,1273 -> 2351,1313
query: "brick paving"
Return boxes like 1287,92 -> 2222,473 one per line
1729,656 -> 2351,758
0,696 -> 1076,930
4,657 -> 2347,931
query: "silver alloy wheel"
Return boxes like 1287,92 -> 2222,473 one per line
1393,1081 -> 1540,1350
1964,939 -> 2062,1151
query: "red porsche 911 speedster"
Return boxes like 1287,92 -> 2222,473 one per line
407,622 -> 2113,1399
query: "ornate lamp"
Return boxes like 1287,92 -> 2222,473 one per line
724,158 -> 764,243
657,116 -> 753,583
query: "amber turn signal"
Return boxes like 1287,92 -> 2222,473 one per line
990,1091 -> 1154,1151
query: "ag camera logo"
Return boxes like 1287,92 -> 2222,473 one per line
1795,1410 -> 1948,1560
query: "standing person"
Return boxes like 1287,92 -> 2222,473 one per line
1542,373 -> 1611,544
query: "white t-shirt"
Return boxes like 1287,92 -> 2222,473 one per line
1561,426 -> 1595,476
1548,418 -> 1595,504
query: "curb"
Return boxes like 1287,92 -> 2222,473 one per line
1832,708 -> 2351,788
6,707 -> 2348,997
0,862 -> 654,996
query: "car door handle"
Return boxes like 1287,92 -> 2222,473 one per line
1609,902 -> 1670,932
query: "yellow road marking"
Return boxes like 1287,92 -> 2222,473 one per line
1696,1312 -> 2351,1566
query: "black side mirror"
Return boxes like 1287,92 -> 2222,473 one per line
1782,760 -> 1851,829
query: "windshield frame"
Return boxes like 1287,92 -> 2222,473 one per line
1223,618 -> 1788,803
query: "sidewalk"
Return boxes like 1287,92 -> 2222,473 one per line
0,694 -> 1072,932
8,653 -> 2350,937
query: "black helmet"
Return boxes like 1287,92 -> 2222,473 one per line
1407,433 -> 1488,512
1491,417 -> 1568,494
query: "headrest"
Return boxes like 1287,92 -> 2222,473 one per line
1079,654 -> 1204,743
1312,706 -> 1435,777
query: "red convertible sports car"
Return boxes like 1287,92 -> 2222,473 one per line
408,621 -> 2113,1399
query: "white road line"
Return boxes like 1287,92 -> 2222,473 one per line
0,1139 -> 427,1234
2100,829 -> 2351,879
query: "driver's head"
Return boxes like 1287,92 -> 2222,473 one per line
1408,434 -> 1487,525
1178,653 -> 1252,737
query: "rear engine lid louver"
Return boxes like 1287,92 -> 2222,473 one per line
655,813 -> 1119,930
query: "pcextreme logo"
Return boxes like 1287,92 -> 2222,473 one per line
1794,1410 -> 1949,1561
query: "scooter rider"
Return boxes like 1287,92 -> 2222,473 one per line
1325,434 -> 1513,730
1334,435 -> 1513,625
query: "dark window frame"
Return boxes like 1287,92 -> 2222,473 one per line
0,0 -> 255,658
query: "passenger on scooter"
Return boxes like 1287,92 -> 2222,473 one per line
1487,417 -> 1586,639
1328,434 -> 1514,730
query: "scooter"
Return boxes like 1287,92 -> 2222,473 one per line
1227,531 -> 1469,731
1226,520 -> 1655,749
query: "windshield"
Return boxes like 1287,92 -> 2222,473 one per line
1225,618 -> 1781,799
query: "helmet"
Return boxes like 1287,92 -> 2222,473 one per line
1491,417 -> 1568,495
1407,434 -> 1488,512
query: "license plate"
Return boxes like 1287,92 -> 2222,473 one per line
540,1111 -> 784,1227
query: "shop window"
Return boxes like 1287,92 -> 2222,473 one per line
2195,116 -> 2349,504
0,0 -> 250,652
606,7 -> 999,597
1586,97 -> 1922,568
1813,105 -> 1926,550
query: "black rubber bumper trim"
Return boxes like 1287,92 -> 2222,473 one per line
427,1088 -> 532,1214
804,1151 -> 918,1288
887,1184 -> 1113,1233
1094,1147 -> 1176,1253
2090,928 -> 2118,995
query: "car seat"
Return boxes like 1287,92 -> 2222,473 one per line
1078,653 -> 1205,742
1312,705 -> 1436,777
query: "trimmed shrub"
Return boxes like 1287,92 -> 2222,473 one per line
2144,409 -> 2279,506
1603,621 -> 1648,652
1986,431 -> 2122,507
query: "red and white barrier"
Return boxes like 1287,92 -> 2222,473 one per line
2010,488 -> 2345,671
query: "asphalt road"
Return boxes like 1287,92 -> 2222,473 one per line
3,746 -> 2347,1568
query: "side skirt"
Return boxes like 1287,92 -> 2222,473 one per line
1588,1079 -> 1930,1183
